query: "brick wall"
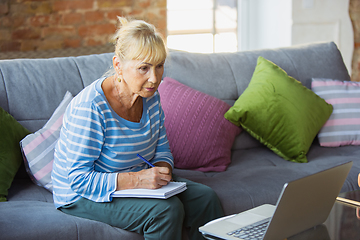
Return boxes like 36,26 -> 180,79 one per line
0,0 -> 166,52
1,0 -> 360,81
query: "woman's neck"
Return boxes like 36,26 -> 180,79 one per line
102,76 -> 143,122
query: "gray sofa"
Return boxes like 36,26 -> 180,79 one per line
1,42 -> 359,240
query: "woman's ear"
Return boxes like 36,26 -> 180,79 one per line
112,55 -> 122,76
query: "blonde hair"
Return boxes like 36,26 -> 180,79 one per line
112,17 -> 167,65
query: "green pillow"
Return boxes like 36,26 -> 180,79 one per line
0,107 -> 30,201
224,56 -> 333,163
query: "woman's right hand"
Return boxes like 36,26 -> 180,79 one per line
116,167 -> 171,190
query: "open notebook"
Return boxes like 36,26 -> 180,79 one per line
111,181 -> 187,199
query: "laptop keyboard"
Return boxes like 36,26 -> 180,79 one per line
226,217 -> 271,239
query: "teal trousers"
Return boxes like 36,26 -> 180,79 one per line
59,175 -> 224,240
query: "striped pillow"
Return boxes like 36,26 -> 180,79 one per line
311,78 -> 360,147
20,91 -> 73,191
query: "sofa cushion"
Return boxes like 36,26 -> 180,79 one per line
20,91 -> 73,191
174,141 -> 360,215
224,56 -> 333,163
0,201 -> 145,240
312,78 -> 360,147
0,107 -> 31,201
158,77 -> 241,172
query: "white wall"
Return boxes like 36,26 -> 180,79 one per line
238,0 -> 292,51
239,0 -> 353,74
292,0 -> 353,74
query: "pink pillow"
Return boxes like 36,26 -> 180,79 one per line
158,77 -> 241,172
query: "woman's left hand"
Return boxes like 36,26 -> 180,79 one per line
135,166 -> 171,189
154,161 -> 173,178
116,162 -> 172,190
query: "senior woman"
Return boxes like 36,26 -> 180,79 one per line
51,17 -> 224,240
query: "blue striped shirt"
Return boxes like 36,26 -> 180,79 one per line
52,78 -> 174,208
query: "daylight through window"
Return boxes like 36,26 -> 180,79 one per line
167,0 -> 238,53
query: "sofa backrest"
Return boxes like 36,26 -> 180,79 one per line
0,53 -> 114,132
0,42 -> 350,133
163,42 -> 350,106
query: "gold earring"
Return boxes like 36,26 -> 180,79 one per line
118,77 -> 122,82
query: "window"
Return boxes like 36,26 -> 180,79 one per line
167,0 -> 238,53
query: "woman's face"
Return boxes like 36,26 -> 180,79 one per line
114,56 -> 165,98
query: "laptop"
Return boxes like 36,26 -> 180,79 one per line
199,161 -> 353,240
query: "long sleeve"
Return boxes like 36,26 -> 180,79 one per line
52,79 -> 174,208
151,101 -> 174,169
64,101 -> 118,202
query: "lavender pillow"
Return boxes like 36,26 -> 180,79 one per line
312,78 -> 360,147
20,91 -> 73,191
158,77 -> 241,172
